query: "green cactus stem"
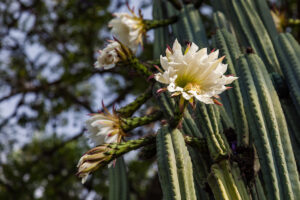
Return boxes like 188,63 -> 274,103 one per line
166,0 -> 182,10
184,135 -> 209,154
117,86 -> 153,118
156,126 -> 197,200
80,134 -> 208,172
121,111 -> 163,132
169,97 -> 187,128
109,157 -> 129,200
208,160 -> 242,200
144,16 -> 178,31
127,57 -> 153,78
212,28 -> 249,147
213,11 -> 233,33
195,103 -> 229,161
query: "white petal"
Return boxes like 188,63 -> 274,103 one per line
207,50 -> 219,61
105,134 -> 119,144
81,173 -> 89,184
225,76 -> 238,84
182,92 -> 192,100
157,40 -> 238,103
160,56 -> 170,71
108,12 -> 143,53
184,42 -> 199,60
172,39 -> 183,61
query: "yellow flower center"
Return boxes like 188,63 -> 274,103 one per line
175,75 -> 201,93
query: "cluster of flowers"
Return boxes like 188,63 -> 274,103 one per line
78,5 -> 237,183
78,8 -> 146,183
95,7 -> 145,69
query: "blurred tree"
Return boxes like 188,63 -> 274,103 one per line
0,0 -> 156,199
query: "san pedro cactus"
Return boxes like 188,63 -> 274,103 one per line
109,157 -> 129,200
157,126 -> 197,200
75,0 -> 300,199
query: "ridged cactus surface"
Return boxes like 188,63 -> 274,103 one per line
151,0 -> 300,199
109,157 -> 129,200
157,126 -> 197,200
82,0 -> 300,199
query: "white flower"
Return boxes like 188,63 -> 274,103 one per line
94,41 -> 120,69
155,39 -> 238,104
86,109 -> 123,146
109,11 -> 144,53
76,146 -> 109,184
78,109 -> 124,184
77,155 -> 99,184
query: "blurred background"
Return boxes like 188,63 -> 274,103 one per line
0,0 -> 299,199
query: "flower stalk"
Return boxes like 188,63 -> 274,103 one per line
117,86 -> 153,118
144,16 -> 178,31
77,134 -> 208,182
77,135 -> 156,183
170,97 -> 187,128
121,111 -> 163,132
127,57 -> 153,78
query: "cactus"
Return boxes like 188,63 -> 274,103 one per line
208,160 -> 243,200
212,29 -> 249,147
109,157 -> 129,200
275,33 -> 300,116
78,0 -> 300,199
212,12 -> 234,33
250,0 -> 278,41
156,126 -> 197,200
236,54 -> 300,199
212,0 -> 282,74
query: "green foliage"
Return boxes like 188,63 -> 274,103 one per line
0,134 -> 109,199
